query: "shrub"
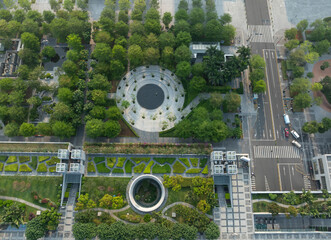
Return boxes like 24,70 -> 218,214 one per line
96,162 -> 111,173
153,157 -> 176,164
125,160 -> 134,173
131,157 -> 150,164
143,214 -> 151,222
7,156 -> 17,163
173,161 -> 186,173
199,158 -> 208,168
179,158 -> 190,167
49,166 -> 56,172
205,222 -> 220,240
117,157 -> 126,167
269,193 -> 277,200
107,157 -> 116,168
143,161 -> 154,174
201,165 -> 208,174
94,157 -> 105,164
18,156 -> 30,163
152,164 -> 171,174
87,162 -> 96,172
37,163 -> 47,172
0,156 -> 7,162
19,164 -> 32,172
186,168 -> 202,174
0,162 -> 3,171
46,157 -> 60,165
5,163 -> 18,172
112,168 -> 124,173
38,156 -> 49,162
133,163 -> 145,173
30,156 -> 38,169
190,158 -> 199,167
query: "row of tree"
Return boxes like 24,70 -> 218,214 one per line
302,116 -> 331,134
249,54 -> 267,93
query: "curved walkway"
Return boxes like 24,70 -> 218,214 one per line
161,202 -> 213,221
82,205 -> 133,224
0,196 -> 47,211
252,198 -> 326,208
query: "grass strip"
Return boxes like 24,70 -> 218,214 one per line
112,168 -> 124,173
38,156 -> 49,162
186,168 -> 202,174
46,157 -> 60,166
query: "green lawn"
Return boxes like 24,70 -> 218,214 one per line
0,162 -> 3,171
4,163 -> 18,172
0,176 -> 61,204
253,201 -> 287,213
179,158 -> 190,167
186,168 -> 202,174
152,164 -> 171,174
0,156 -> 7,162
117,157 -> 126,167
18,156 -> 30,163
87,162 -> 96,172
114,207 -> 143,223
133,163 -> 146,173
190,158 -> 199,167
96,162 -> 111,173
131,157 -> 150,164
94,157 -> 105,164
82,177 -> 131,202
7,156 -> 17,163
107,157 -> 116,168
143,161 -> 154,174
37,163 -> 47,172
199,158 -> 208,168
202,165 -> 208,174
125,160 -> 134,173
112,168 -> 124,173
46,157 -> 60,166
19,164 -> 32,172
0,143 -> 68,152
166,188 -> 192,206
30,156 -> 38,169
38,156 -> 49,162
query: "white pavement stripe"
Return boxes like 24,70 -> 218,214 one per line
248,25 -> 273,43
253,146 -> 300,159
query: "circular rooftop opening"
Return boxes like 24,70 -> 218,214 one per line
128,175 -> 166,213
137,84 -> 165,110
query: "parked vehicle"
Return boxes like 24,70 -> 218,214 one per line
292,140 -> 301,148
284,128 -> 289,137
283,114 -> 290,125
291,130 -> 300,139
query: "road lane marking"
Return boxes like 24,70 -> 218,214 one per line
289,165 -> 293,190
269,129 -> 272,138
283,166 -> 286,176
277,164 -> 282,191
276,130 -> 279,139
291,166 -> 294,175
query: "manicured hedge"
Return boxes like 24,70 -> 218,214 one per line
107,157 -> 116,168
96,162 -> 110,173
5,163 -> 18,172
87,162 -> 96,172
125,160 -> 134,173
202,165 -> 208,174
143,161 -> 154,174
18,156 -> 30,163
19,164 -> 32,172
49,166 -> 56,172
199,158 -> 208,168
131,157 -> 150,164
153,157 -> 176,164
94,157 -> 105,164
0,162 -> 3,171
0,156 -> 7,162
38,156 -> 49,162
152,164 -> 171,174
30,156 -> 38,169
186,168 -> 202,174
173,161 -> 186,173
112,168 -> 124,173
7,156 -> 17,163
190,158 -> 199,167
117,157 -> 126,167
37,163 -> 47,172
46,157 -> 60,166
179,158 -> 190,167
133,163 -> 145,173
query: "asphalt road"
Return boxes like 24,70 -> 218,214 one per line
245,1 -> 307,191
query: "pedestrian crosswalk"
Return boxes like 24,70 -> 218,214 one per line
253,146 -> 300,159
251,175 -> 256,191
303,175 -> 311,190
248,25 -> 273,43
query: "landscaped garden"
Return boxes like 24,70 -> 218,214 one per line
86,154 -> 209,175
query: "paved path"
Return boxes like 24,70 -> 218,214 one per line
82,205 -> 133,224
252,198 -> 326,208
161,202 -> 213,220
0,196 -> 47,211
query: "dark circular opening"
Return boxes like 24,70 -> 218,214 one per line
137,84 -> 164,110
133,178 -> 161,208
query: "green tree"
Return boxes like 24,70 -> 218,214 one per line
174,45 -> 191,63
57,88 -> 73,104
220,24 -> 236,45
63,0 -> 74,11
304,51 -> 319,64
129,20 -> 145,36
104,120 -> 121,138
285,28 -> 297,40
144,47 -> 160,65
175,61 -> 191,80
161,46 -> 174,68
128,44 -> 143,67
178,0 -> 188,11
118,0 -> 130,11
25,217 -> 46,240
110,60 -> 125,80
112,44 -> 127,65
89,106 -> 105,119
95,31 -> 113,45
50,18 -> 68,42
253,80 -> 267,93
52,121 -> 75,138
49,0 -> 61,12
1,203 -> 24,227
268,202 -> 280,216
88,74 -> 110,90
190,76 -> 206,92
62,60 -> 78,77
311,82 -> 323,92
282,191 -> 298,205
21,32 -> 40,52
144,19 -> 161,35
197,200 -> 210,213
162,12 -> 172,28
42,46 -> 56,61
293,66 -> 305,78
296,19 -> 308,33
145,7 -> 160,21
72,223 -> 97,240
209,92 -> 223,109
284,39 -> 300,50
224,92 -> 241,112
289,48 -> 306,66
189,7 -> 204,25
293,93 -> 312,110
191,62 -> 204,77
36,122 -> 53,135
19,123 -> 36,137
18,0 -> 31,11
159,32 -> 175,49
205,222 -> 220,240
251,54 -> 265,69
175,9 -> 189,22
175,31 -> 191,47
85,119 -> 104,138
91,90 -> 107,105
315,40 -> 330,56
290,78 -> 311,96
67,34 -> 83,51
92,43 -> 112,62
115,21 -> 129,37
220,13 -> 232,25
302,121 -> 319,134
105,107 -> 121,120
172,223 -> 198,240
287,206 -> 298,218
3,0 -> 15,9
301,189 -> 314,205
4,123 -> 20,137
190,23 -> 204,41
205,19 -> 222,42
174,20 -> 190,35
146,33 -> 159,49
43,10 -> 55,24
320,61 -> 330,70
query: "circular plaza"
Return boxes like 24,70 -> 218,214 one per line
127,174 -> 166,213
115,66 -> 185,132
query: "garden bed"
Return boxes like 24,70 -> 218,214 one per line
0,143 -> 68,152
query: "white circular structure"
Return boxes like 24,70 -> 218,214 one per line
115,65 -> 185,132
128,174 -> 166,213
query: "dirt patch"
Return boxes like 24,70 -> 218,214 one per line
312,59 -> 331,112
118,118 -> 136,137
